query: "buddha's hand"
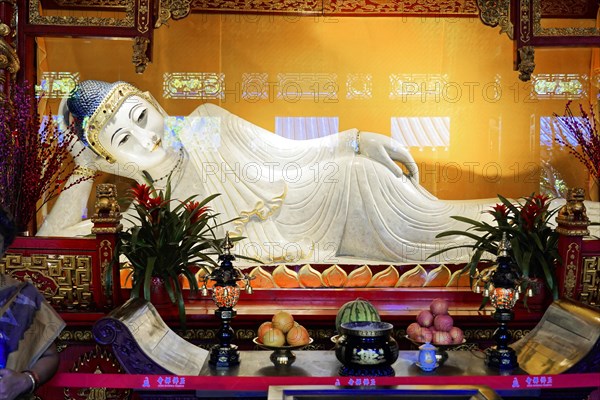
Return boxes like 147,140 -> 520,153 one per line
359,132 -> 419,181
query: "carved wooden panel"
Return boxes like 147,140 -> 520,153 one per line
0,253 -> 94,310
581,256 -> 600,306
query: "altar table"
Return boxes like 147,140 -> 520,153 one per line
48,350 -> 600,400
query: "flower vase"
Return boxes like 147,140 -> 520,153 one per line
149,276 -> 172,308
524,278 -> 551,311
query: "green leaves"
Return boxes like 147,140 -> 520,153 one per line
429,193 -> 561,305
117,175 -> 235,327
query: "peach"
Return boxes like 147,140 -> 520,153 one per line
433,330 -> 453,345
430,298 -> 449,316
287,325 -> 310,346
262,328 -> 286,347
449,326 -> 464,344
257,321 -> 273,343
416,310 -> 434,327
433,314 -> 454,332
406,322 -> 420,338
272,311 -> 295,333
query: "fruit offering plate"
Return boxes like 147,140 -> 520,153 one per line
253,337 -> 313,367
404,336 -> 466,365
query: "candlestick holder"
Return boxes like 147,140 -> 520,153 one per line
483,233 -> 521,371
201,233 -> 252,369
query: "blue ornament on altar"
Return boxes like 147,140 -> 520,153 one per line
417,342 -> 438,372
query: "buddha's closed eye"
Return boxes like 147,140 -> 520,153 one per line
118,134 -> 130,146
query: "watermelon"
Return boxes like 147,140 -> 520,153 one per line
335,298 -> 381,332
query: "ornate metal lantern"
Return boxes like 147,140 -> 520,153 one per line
484,233 -> 521,371
201,233 -> 252,369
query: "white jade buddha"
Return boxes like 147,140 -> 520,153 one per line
37,80 -> 599,264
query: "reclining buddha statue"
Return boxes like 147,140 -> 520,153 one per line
37,80 -> 599,264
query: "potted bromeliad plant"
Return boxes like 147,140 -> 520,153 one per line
118,174 -> 234,326
429,193 -> 561,304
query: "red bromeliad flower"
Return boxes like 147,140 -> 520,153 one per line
519,194 -> 549,232
130,183 -> 165,223
130,184 -> 152,207
488,203 -> 509,222
184,201 -> 209,224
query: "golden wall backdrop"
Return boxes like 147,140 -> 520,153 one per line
39,13 -> 592,201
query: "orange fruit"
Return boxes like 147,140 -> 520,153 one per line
272,311 -> 294,334
286,325 -> 310,346
257,321 -> 272,343
262,328 -> 286,347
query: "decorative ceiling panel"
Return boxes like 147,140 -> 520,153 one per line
39,0 -> 599,17
324,0 -> 478,16
188,0 -> 322,14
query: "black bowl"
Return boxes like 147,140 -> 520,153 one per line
339,321 -> 394,337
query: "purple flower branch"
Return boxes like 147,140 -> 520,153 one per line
554,101 -> 600,180
0,82 -> 97,231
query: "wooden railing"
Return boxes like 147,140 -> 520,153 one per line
0,183 -> 122,318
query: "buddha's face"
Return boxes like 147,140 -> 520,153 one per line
100,95 -> 167,170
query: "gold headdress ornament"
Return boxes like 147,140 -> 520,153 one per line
82,82 -> 158,163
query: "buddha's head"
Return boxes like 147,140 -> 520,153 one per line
67,80 -> 167,168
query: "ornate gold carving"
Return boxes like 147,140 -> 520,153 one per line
532,74 -> 586,99
28,0 -> 134,27
519,0 -> 531,42
536,0 -> 600,37
50,0 -> 127,7
0,22 -> 19,93
132,36 -> 150,74
36,72 -> 80,99
563,242 -> 580,299
92,183 -> 123,234
325,0 -> 479,15
477,0 -> 513,39
0,23 -> 9,37
556,187 -> 590,236
580,256 -> 599,306
0,254 -> 93,310
517,45 -> 535,82
540,0 -> 590,17
136,0 -> 150,33
163,72 -> 225,99
156,0 -> 192,27
59,330 -> 94,341
188,0 -> 320,13
533,0 -> 600,37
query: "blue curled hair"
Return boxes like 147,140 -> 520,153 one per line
67,80 -> 127,145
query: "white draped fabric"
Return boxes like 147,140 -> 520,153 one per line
180,104 -> 500,263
